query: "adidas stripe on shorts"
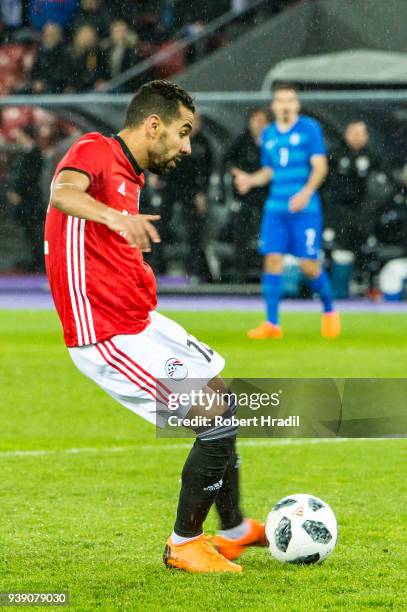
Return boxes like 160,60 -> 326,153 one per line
68,311 -> 225,428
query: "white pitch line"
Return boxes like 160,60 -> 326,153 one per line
0,437 -> 399,459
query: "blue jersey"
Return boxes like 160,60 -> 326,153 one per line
260,115 -> 326,213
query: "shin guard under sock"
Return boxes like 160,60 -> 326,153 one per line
174,437 -> 235,537
214,439 -> 244,530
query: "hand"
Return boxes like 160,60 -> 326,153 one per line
105,210 -> 161,252
231,167 -> 253,195
289,188 -> 312,212
194,192 -> 207,216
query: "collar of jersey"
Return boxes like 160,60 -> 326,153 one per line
114,134 -> 143,176
274,116 -> 301,135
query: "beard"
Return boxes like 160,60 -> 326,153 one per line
148,156 -> 179,175
148,130 -> 182,175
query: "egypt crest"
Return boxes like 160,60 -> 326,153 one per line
165,358 -> 188,380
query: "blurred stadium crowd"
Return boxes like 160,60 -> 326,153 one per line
0,0 -> 292,94
2,102 -> 407,300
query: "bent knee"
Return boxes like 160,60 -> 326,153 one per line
264,254 -> 284,274
300,259 -> 320,278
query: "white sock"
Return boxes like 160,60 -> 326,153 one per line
219,519 -> 250,540
171,531 -> 202,545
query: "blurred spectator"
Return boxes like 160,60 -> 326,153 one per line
160,113 -> 213,279
375,163 -> 407,249
68,24 -> 107,92
103,19 -> 138,82
326,121 -> 383,261
174,0 -> 231,65
174,0 -> 230,27
374,166 -> 407,300
29,0 -> 79,32
6,125 -> 44,273
73,0 -> 111,37
133,0 -> 168,46
0,0 -> 23,32
224,108 -> 269,282
31,23 -> 71,93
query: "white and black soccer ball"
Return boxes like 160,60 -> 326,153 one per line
266,494 -> 337,564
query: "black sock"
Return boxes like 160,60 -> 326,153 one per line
173,437 -> 235,538
215,439 -> 244,530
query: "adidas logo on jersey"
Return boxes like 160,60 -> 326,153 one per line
117,181 -> 126,196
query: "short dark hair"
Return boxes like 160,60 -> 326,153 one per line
125,80 -> 195,128
272,82 -> 299,96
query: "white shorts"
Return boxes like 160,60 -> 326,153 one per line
68,311 -> 225,428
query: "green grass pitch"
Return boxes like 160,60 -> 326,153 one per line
0,310 -> 406,611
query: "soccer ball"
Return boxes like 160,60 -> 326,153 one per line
266,493 -> 337,564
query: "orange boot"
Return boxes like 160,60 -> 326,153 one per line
321,311 -> 341,338
163,534 -> 242,573
208,519 -> 267,561
247,321 -> 283,340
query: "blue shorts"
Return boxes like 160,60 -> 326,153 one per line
259,210 -> 322,259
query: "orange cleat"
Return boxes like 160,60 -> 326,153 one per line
163,534 -> 242,573
208,519 -> 267,561
321,311 -> 341,338
247,321 -> 283,340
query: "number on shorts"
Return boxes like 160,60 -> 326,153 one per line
187,335 -> 214,363
279,147 -> 289,167
305,228 -> 316,249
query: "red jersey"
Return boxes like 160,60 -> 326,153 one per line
45,132 -> 157,347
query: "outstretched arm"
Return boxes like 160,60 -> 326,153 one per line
232,166 -> 272,196
50,170 -> 161,252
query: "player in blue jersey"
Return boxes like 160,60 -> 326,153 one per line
233,84 -> 340,339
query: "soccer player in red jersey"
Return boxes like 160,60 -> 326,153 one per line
45,80 -> 266,573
